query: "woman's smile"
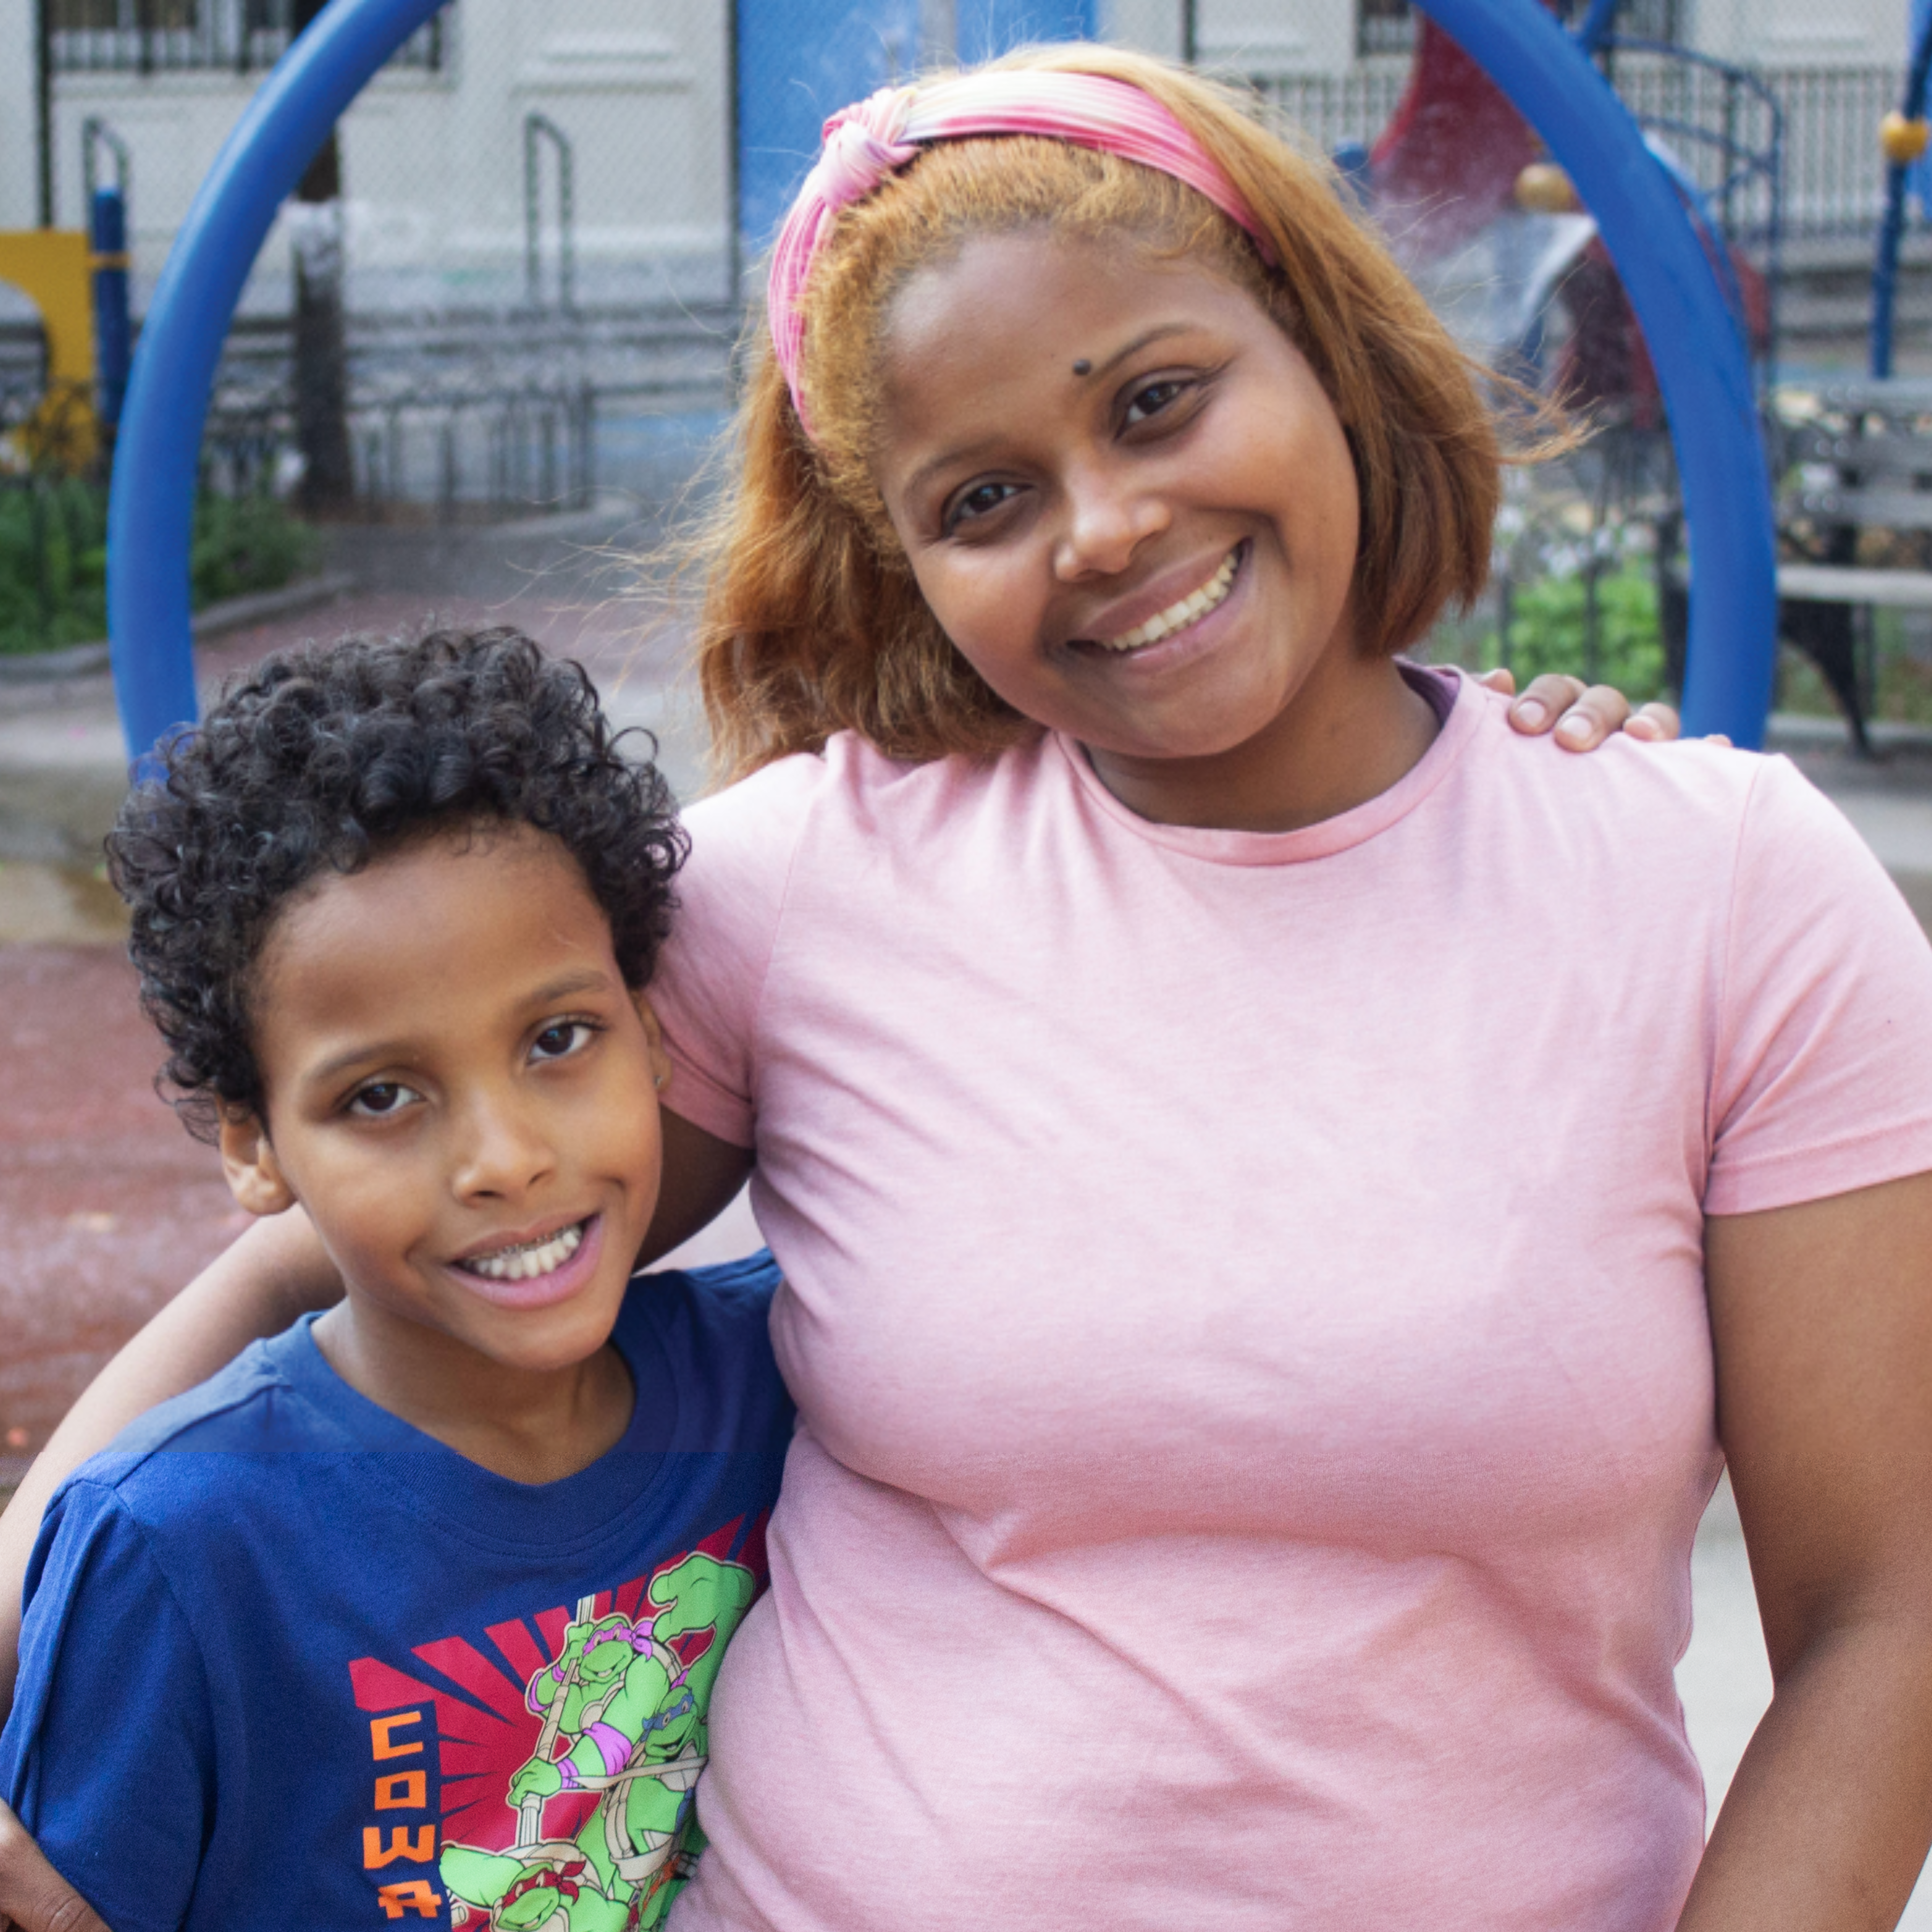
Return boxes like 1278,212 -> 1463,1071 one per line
1077,541 -> 1244,653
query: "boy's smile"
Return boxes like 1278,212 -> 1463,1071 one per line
218,822 -> 668,1474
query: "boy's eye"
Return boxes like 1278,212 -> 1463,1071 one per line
531,1020 -> 597,1063
348,1080 -> 421,1120
945,480 -> 1020,531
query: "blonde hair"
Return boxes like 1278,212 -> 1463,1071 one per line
693,43 -> 1506,783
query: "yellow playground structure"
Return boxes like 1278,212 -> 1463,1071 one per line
0,228 -> 100,472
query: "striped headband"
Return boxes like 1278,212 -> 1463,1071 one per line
767,69 -> 1275,436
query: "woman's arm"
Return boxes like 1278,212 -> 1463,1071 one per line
1680,1170 -> 1932,1932
0,1807 -> 108,1932
0,1209 -> 337,1717
645,1108 -> 756,1264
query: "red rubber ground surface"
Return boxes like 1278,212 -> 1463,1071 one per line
0,945 -> 242,1466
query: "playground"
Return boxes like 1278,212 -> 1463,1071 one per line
6,0 -> 1932,1915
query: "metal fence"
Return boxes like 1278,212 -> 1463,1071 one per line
1766,65 -> 1902,238
47,0 -> 445,77
1254,57 -> 1903,243
198,306 -> 737,519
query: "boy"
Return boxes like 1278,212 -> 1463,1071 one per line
0,629 -> 791,1931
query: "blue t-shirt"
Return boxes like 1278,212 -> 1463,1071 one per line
0,1255 -> 792,1932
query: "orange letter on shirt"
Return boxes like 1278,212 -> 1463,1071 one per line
363,1825 -> 436,1868
374,1771 -> 427,1809
375,1878 -> 443,1918
370,1711 -> 424,1760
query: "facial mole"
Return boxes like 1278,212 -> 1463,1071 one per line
1072,358 -> 1093,377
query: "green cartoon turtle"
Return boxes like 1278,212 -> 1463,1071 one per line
442,1551 -> 759,1930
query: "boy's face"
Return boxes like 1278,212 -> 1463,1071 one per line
218,824 -> 668,1377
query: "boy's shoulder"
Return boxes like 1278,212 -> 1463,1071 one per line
61,1320 -> 360,1513
613,1249 -> 791,1447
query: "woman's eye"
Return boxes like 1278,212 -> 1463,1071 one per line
946,481 -> 1019,530
349,1081 -> 420,1119
1124,378 -> 1189,426
531,1021 -> 596,1063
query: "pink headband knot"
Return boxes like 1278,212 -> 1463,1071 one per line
817,87 -> 921,209
767,69 -> 1274,437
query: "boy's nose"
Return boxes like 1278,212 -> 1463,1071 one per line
450,1092 -> 557,1199
1054,465 -> 1168,581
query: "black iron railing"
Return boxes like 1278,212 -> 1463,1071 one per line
48,0 -> 446,76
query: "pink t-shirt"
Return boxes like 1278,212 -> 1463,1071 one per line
654,670 -> 1932,1932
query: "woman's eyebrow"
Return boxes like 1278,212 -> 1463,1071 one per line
900,321 -> 1200,502
1080,320 -> 1196,382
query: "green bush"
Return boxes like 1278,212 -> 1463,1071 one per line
1503,564 -> 1668,703
0,478 -> 107,654
0,483 -> 317,657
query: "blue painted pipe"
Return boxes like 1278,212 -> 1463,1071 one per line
107,0 -> 446,771
89,187 -> 132,434
1419,0 -> 1776,744
1870,9 -> 1932,378
1574,0 -> 1621,57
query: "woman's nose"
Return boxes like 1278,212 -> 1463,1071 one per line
1053,465 -> 1168,581
450,1090 -> 557,1199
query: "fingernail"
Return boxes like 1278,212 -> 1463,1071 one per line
1515,699 -> 1548,729
1626,716 -> 1660,739
1557,714 -> 1592,746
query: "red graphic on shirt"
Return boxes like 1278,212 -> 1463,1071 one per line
347,1513 -> 767,1924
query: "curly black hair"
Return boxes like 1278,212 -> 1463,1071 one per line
107,627 -> 686,1140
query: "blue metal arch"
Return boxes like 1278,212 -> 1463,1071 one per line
107,0 -> 1776,765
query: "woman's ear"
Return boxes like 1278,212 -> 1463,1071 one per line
217,1108 -> 296,1217
631,989 -> 672,1095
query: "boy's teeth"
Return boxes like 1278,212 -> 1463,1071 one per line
466,1221 -> 585,1282
1098,548 -> 1239,652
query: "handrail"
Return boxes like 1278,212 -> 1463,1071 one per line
81,115 -> 131,211
522,111 -> 576,315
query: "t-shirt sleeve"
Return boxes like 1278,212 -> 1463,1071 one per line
1706,754 -> 1932,1214
653,755 -> 825,1147
0,1478 -> 214,1932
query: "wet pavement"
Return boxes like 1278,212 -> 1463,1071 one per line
0,529 -> 1930,1895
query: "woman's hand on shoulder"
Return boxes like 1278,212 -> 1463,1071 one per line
1480,668 -> 1700,751
0,1799 -> 110,1931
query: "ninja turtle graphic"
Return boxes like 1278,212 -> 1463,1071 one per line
441,1550 -> 758,1930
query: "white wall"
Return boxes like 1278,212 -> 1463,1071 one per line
44,0 -> 734,317
0,0 -> 42,232
1189,0 -> 1356,73
1105,0 -> 1186,58
1691,0 -> 1910,67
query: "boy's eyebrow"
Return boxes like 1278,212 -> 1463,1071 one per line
303,971 -> 622,1087
902,321 -> 1199,498
526,968 -> 620,1006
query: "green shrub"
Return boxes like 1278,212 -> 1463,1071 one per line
1504,564 -> 1668,703
0,483 -> 317,656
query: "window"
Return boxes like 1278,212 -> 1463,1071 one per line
1353,0 -> 1678,61
1356,0 -> 1414,58
49,0 -> 447,75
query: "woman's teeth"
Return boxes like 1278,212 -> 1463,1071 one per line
465,1221 -> 585,1282
1097,548 -> 1240,653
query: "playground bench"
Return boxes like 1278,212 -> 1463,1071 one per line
1777,379 -> 1932,752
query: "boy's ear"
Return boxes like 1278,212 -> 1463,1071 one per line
217,1108 -> 297,1217
630,989 -> 672,1096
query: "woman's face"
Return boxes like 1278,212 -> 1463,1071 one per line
872,229 -> 1365,773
